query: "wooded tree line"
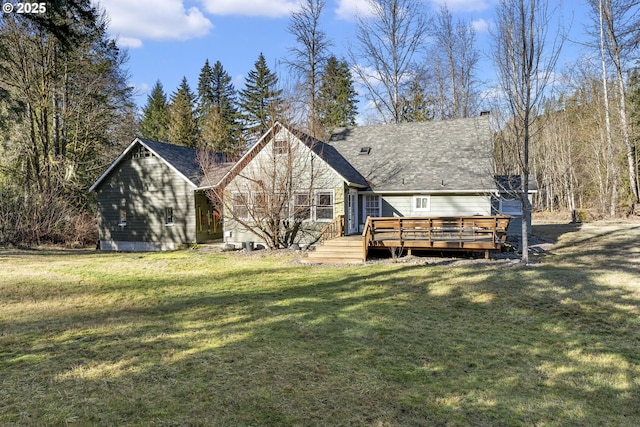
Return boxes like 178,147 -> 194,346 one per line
0,2 -> 136,246
0,0 -> 639,248
492,0 -> 640,221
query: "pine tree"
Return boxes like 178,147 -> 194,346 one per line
140,80 -> 169,141
239,53 -> 283,138
167,77 -> 198,147
197,59 -> 215,119
400,73 -> 432,122
317,56 -> 358,133
198,60 -> 242,155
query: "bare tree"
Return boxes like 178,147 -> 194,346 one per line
589,0 -> 639,209
597,0 -> 619,216
491,0 -> 563,264
430,4 -> 480,120
287,0 -> 332,139
350,0 -> 430,124
202,122 -> 336,249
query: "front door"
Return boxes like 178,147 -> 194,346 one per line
347,190 -> 358,234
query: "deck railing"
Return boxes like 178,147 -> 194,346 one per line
362,216 -> 511,260
320,214 -> 345,243
362,216 -> 373,260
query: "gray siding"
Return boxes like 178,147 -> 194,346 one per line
224,128 -> 346,248
366,193 -> 491,223
96,151 -> 197,250
491,195 -> 532,236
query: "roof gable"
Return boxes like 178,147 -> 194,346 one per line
218,122 -> 368,189
328,116 -> 496,192
89,138 -> 231,192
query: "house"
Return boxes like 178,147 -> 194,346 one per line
89,138 -> 233,251
218,123 -> 368,249
220,115 -> 530,250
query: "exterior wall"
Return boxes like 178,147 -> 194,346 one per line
359,193 -> 492,227
224,128 -> 346,248
491,194 -> 533,236
96,150 -> 197,251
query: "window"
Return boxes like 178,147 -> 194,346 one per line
500,198 -> 522,215
132,145 -> 152,159
363,195 -> 381,218
252,192 -> 268,218
232,192 -> 249,219
273,138 -> 289,156
165,207 -> 174,225
413,196 -> 431,212
293,193 -> 311,221
274,193 -> 289,217
118,207 -> 127,226
315,191 -> 334,221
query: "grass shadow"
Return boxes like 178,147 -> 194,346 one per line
2,224 -> 640,425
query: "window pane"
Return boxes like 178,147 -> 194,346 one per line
318,193 -> 332,206
165,207 -> 174,224
273,139 -> 289,155
364,195 -> 380,218
293,193 -> 310,221
414,197 -> 428,210
315,192 -> 333,220
232,193 -> 248,219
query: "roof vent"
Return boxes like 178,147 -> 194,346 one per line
359,146 -> 371,155
480,111 -> 490,116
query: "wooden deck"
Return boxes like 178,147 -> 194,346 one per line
363,216 -> 511,260
301,215 -> 511,264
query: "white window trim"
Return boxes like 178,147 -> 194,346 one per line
362,195 -> 381,219
413,195 -> 431,212
292,192 -> 312,222
231,192 -> 250,220
314,190 -> 334,222
272,138 -> 290,156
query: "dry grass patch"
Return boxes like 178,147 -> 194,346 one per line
1,223 -> 640,425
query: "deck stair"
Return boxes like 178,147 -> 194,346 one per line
300,236 -> 364,264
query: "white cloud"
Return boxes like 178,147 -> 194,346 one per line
115,37 -> 143,49
198,0 -> 299,17
335,0 -> 376,21
97,0 -> 213,47
430,0 -> 498,13
471,18 -> 490,34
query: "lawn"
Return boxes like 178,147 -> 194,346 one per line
1,222 -> 639,426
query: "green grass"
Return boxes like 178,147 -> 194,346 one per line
1,223 -> 640,426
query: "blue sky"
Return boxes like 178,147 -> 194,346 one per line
96,0 -> 593,113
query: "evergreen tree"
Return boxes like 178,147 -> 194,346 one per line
140,80 -> 169,141
239,53 -> 283,138
167,77 -> 198,147
198,60 -> 242,155
317,56 -> 358,133
197,59 -> 215,118
400,72 -> 432,122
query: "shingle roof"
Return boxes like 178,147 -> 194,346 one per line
289,128 -> 369,188
328,116 -> 496,192
495,175 -> 539,192
138,139 -> 204,186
